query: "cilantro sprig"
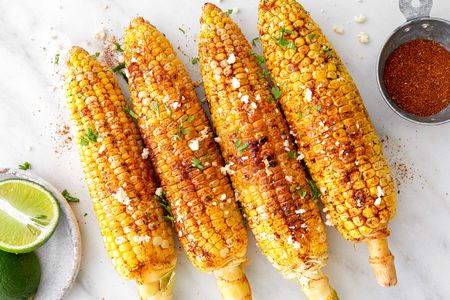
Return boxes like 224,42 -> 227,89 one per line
18,162 -> 31,170
154,189 -> 174,226
234,140 -> 249,153
62,189 -> 80,202
307,179 -> 321,200
192,157 -> 205,170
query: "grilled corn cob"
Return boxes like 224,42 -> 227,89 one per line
124,17 -> 251,300
258,0 -> 397,286
199,4 -> 337,299
65,47 -> 177,299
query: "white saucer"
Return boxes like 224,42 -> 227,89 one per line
0,168 -> 82,300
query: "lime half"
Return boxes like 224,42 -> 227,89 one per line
0,178 -> 60,253
0,250 -> 41,300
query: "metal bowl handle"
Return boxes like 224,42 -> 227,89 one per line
399,0 -> 433,21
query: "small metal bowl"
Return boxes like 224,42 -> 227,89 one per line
376,0 -> 450,125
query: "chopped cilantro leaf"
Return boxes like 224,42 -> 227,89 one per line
151,101 -> 159,117
308,33 -> 316,40
297,111 -> 302,118
273,28 -> 297,50
247,50 -> 255,56
113,42 -> 124,52
62,189 -> 80,202
251,37 -> 259,47
254,55 -> 265,65
234,140 -> 249,153
192,157 -> 205,170
191,57 -> 199,64
322,45 -> 331,52
18,162 -> 31,170
224,9 -> 233,16
54,53 -> 60,65
307,179 -> 321,200
178,27 -> 185,34
288,151 -> 297,159
186,115 -> 195,123
296,186 -> 307,198
91,52 -> 100,59
80,136 -> 89,146
124,106 -> 138,119
86,128 -> 98,143
271,86 -> 283,100
315,104 -> 322,111
112,63 -> 125,72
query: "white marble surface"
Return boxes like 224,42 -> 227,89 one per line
0,0 -> 449,299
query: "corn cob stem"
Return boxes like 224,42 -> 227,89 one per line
297,270 -> 338,300
214,263 -> 251,300
138,267 -> 175,300
367,238 -> 397,287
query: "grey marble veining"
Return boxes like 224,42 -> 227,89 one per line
0,0 -> 449,299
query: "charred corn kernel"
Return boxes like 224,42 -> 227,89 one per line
199,4 -> 337,300
65,47 -> 176,299
258,0 -> 397,287
124,17 -> 251,300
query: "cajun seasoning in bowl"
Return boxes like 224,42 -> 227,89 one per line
383,39 -> 450,117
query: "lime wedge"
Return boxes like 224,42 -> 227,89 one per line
0,178 -> 60,253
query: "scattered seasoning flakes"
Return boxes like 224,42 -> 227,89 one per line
54,53 -> 60,65
18,162 -> 31,170
308,33 -> 316,40
178,27 -> 186,34
62,189 -> 80,202
151,101 -> 159,117
86,128 -> 99,143
307,179 -> 321,200
251,37 -> 259,47
192,157 -> 205,170
124,105 -> 138,119
274,28 -> 296,50
271,86 -> 283,100
224,9 -> 233,16
288,151 -> 297,159
113,42 -> 124,52
234,140 -> 249,153
91,52 -> 100,59
154,189 -> 174,227
296,186 -> 307,198
254,55 -> 265,65
315,104 -> 322,111
191,57 -> 199,64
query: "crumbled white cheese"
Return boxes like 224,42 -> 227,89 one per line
221,162 -> 235,175
293,241 -> 301,250
255,94 -> 261,101
133,235 -> 151,243
297,152 -> 305,161
214,74 -> 221,81
325,214 -> 333,226
332,26 -> 345,35
155,187 -> 163,197
377,186 -> 385,197
244,68 -> 249,72
152,236 -> 162,246
305,89 -> 312,102
354,14 -> 367,24
113,187 -> 131,206
355,160 -> 359,166
241,156 -> 248,161
170,101 -> 181,110
233,7 -> 239,14
98,144 -> 106,154
300,223 -> 307,228
220,248 -> 230,258
285,175 -> 293,182
141,148 -> 149,159
250,102 -> 257,109
358,32 -> 370,44
374,197 -> 382,206
214,137 -> 221,143
227,53 -> 236,64
220,194 -> 227,200
241,95 -> 249,104
231,77 -> 240,89
237,92 -> 242,98
162,95 -> 169,103
188,139 -> 199,151
295,209 -> 306,214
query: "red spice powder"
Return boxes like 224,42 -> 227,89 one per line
383,39 -> 450,116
